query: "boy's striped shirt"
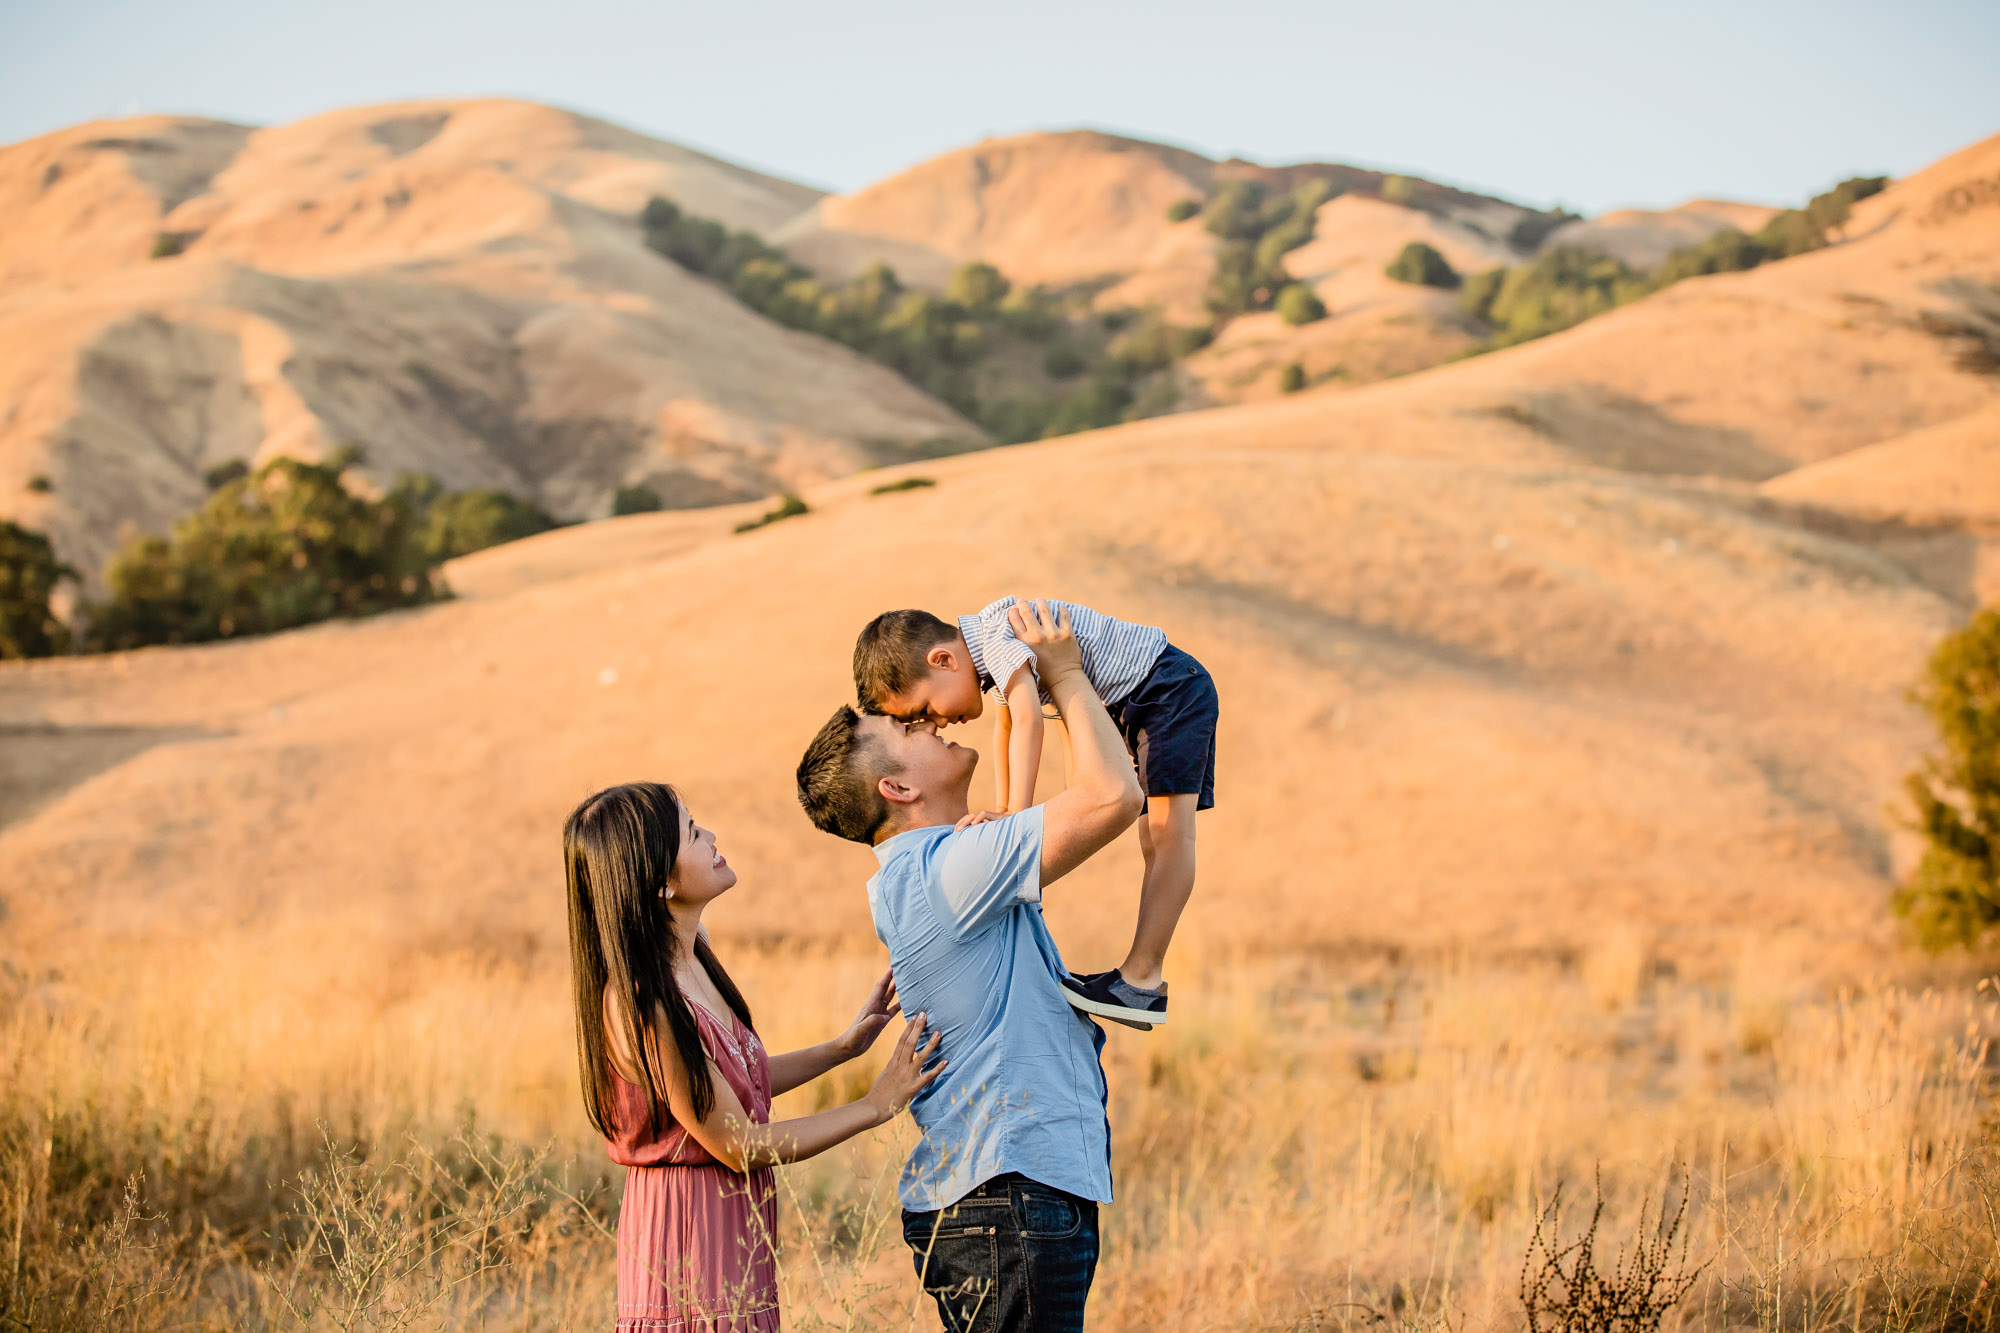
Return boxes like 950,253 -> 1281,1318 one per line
957,596 -> 1167,707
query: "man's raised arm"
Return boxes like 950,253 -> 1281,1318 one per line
1008,600 -> 1144,886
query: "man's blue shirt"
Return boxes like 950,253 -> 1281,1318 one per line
866,805 -> 1112,1211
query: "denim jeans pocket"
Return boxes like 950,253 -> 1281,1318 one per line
905,1215 -> 1002,1333
1015,1187 -> 1083,1239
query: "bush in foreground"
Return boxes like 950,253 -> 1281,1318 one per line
1897,608 -> 2000,949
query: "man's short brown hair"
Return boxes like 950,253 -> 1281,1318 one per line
853,610 -> 959,713
796,705 -> 900,844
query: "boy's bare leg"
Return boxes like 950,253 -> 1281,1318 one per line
1119,793 -> 1197,991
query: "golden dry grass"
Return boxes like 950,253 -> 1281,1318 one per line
4,927 -> 1995,1330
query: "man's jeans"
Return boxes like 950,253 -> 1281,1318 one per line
902,1173 -> 1100,1332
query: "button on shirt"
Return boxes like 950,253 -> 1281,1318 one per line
866,805 -> 1112,1211
958,596 -> 1167,709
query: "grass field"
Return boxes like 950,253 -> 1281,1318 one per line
4,928 -> 1994,1331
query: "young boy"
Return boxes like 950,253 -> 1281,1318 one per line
852,596 -> 1218,1029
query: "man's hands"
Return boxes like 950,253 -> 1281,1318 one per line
833,970 -> 901,1061
1007,599 -> 1083,683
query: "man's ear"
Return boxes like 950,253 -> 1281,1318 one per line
879,773 -> 920,808
925,644 -> 959,674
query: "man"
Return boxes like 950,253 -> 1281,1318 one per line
796,600 -> 1145,1332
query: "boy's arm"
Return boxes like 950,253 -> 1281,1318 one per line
993,694 -> 1011,812
1003,668 -> 1044,814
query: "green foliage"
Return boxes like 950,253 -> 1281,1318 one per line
86,456 -> 441,651
1042,342 -> 1086,378
1202,181 -> 1268,240
149,232 -> 189,260
1107,314 -> 1179,373
945,262 -> 1008,313
638,194 -> 1191,445
1654,175 -> 1890,288
996,286 -> 1060,341
1456,176 -> 1890,358
613,485 -> 663,516
1385,241 -> 1460,289
203,459 -> 249,490
1275,283 -> 1327,325
870,476 -> 936,495
26,474 -> 52,493
1508,208 -> 1582,252
1278,362 -> 1305,393
1041,377 -> 1133,438
0,519 -> 73,658
734,494 -> 809,534
1166,198 -> 1200,223
1380,175 -> 1415,207
1895,609 -> 2000,950
1203,178 -> 1338,321
414,487 -> 556,562
1460,247 -> 1650,347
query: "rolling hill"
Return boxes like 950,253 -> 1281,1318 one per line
0,100 -> 979,585
4,128 -> 1995,990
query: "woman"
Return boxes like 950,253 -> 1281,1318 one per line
565,781 -> 943,1331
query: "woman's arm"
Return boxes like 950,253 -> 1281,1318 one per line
664,1014 -> 943,1172
1004,668 -> 1044,814
767,970 -> 899,1097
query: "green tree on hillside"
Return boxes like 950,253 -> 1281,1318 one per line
636,193 -> 1194,446
1275,283 -> 1327,325
1896,609 -> 2000,949
1386,241 -> 1460,289
613,485 -> 664,516
946,262 -> 1008,313
0,519 -> 72,658
87,455 -> 440,650
1460,247 -> 1649,347
391,476 -> 557,561
1203,178 -> 1338,321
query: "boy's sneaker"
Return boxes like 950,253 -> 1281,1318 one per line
1059,970 -> 1167,1029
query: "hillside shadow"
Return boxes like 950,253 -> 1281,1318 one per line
1741,498 -> 1989,610
0,724 -> 214,834
1464,390 -> 1793,481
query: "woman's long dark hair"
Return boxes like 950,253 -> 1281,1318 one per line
565,781 -> 753,1138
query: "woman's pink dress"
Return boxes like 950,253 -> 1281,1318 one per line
607,1002 -> 780,1332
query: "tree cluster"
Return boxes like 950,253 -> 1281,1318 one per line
641,196 -> 1196,445
1459,176 -> 1890,351
1200,178 -> 1338,321
2,455 -> 559,657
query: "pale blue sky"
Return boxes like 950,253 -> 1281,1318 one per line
2,0 -> 1995,214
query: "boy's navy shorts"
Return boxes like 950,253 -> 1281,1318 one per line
1108,644 -> 1218,810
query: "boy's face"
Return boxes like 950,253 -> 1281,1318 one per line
878,635 -> 985,726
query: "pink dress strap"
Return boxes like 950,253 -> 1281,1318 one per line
609,1003 -> 780,1331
